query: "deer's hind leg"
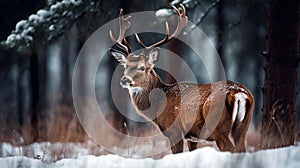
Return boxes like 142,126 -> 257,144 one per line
187,141 -> 198,151
171,139 -> 184,154
212,115 -> 236,152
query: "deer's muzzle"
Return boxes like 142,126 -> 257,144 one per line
120,76 -> 133,88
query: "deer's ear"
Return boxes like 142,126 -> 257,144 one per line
110,48 -> 127,65
147,48 -> 159,66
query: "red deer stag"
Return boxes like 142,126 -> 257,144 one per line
109,4 -> 254,153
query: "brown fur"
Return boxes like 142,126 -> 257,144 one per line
129,69 -> 254,153
109,7 -> 254,153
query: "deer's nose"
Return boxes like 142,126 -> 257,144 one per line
120,76 -> 133,87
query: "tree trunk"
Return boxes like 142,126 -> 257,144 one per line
216,0 -> 226,78
61,39 -> 71,95
166,40 -> 182,84
17,59 -> 24,129
261,0 -> 300,149
107,56 -> 128,134
251,1 -> 265,129
29,53 -> 40,142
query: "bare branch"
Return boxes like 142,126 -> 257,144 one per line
190,0 -> 221,31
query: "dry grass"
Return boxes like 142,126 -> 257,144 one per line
0,95 -> 88,145
0,95 -> 171,159
246,128 -> 261,152
0,96 -> 298,160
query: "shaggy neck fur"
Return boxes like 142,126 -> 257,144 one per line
129,70 -> 167,119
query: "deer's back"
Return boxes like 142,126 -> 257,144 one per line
157,80 -> 253,133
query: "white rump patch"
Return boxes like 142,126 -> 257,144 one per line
232,93 -> 247,124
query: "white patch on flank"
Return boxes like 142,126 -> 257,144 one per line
229,85 -> 246,92
128,87 -> 143,96
232,93 -> 247,124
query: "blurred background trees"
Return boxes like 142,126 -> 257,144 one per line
0,0 -> 298,149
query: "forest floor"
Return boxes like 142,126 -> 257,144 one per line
0,120 -> 299,168
0,142 -> 299,168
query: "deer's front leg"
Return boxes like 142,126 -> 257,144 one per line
171,139 -> 184,154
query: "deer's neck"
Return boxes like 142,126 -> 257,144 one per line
129,70 -> 167,117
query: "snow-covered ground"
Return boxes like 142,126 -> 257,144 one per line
0,142 -> 299,168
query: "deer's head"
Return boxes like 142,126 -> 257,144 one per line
111,48 -> 159,89
109,4 -> 187,90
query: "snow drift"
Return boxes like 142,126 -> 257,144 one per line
0,143 -> 299,168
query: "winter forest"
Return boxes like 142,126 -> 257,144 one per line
0,0 -> 299,167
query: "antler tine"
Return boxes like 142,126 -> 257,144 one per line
172,5 -> 181,16
135,4 -> 188,51
122,38 -> 132,53
165,22 -> 170,36
169,4 -> 188,39
109,30 -> 117,43
180,3 -> 186,17
135,33 -> 147,48
109,8 -> 132,54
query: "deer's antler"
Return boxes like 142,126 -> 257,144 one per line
135,4 -> 188,51
109,9 -> 132,54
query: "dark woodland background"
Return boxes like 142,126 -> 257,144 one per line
0,0 -> 299,151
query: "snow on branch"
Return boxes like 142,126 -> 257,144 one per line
0,0 -> 100,54
155,0 -> 201,24
170,0 -> 200,9
156,0 -> 202,18
156,0 -> 220,32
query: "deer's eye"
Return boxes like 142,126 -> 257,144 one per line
139,66 -> 145,71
